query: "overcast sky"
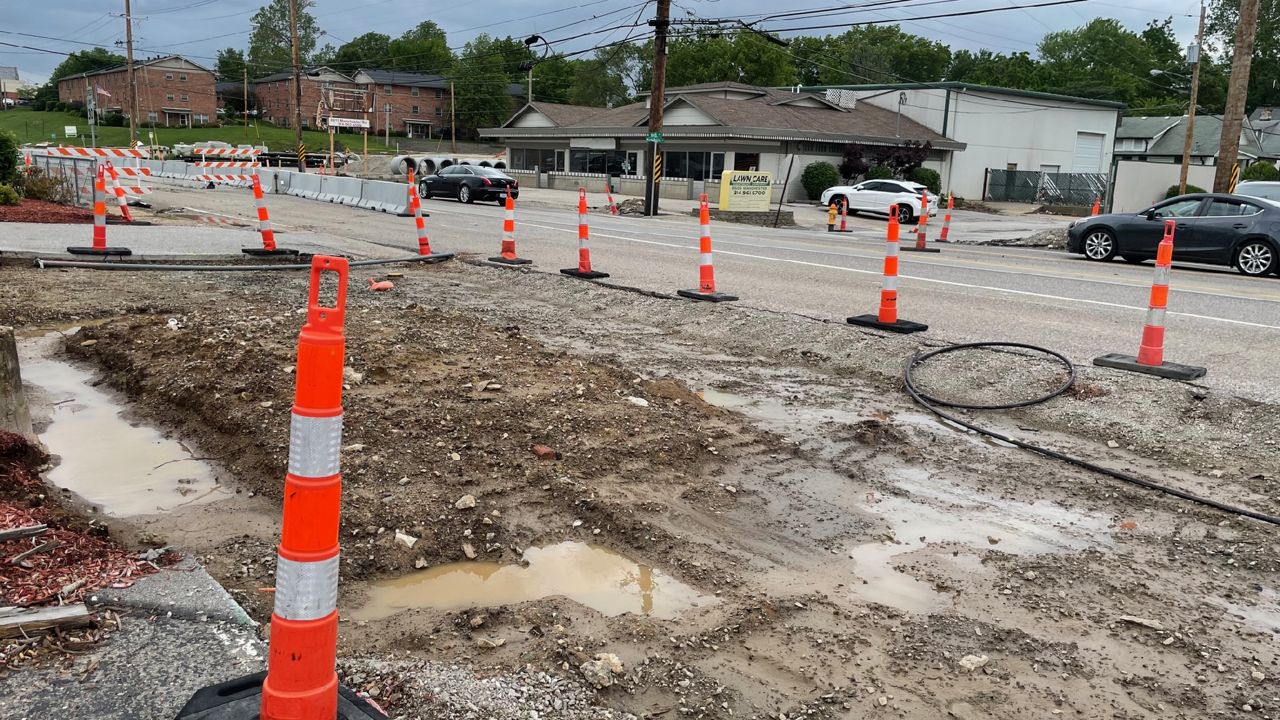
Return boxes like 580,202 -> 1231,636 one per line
3,0 -> 1204,85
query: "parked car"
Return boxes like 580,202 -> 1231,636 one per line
820,179 -> 938,223
1234,181 -> 1280,206
419,165 -> 519,204
1066,193 -> 1279,277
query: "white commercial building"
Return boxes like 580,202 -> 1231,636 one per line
802,83 -> 1124,200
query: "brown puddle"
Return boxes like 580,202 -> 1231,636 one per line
19,333 -> 231,517
350,542 -> 716,622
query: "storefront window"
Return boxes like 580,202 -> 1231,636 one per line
661,152 -> 725,180
569,149 -> 633,175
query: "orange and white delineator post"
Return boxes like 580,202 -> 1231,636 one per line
1093,220 -> 1206,380
677,193 -> 738,302
937,194 -> 954,243
262,255 -> 347,718
488,193 -> 531,265
1091,197 -> 1101,216
561,187 -> 609,279
839,202 -> 849,232
407,169 -> 432,255
103,162 -> 133,222
903,193 -> 940,253
847,203 -> 928,333
242,173 -> 299,257
174,258 -> 384,720
66,164 -> 132,257
605,179 -> 618,215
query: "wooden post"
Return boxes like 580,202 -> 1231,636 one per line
362,129 -> 368,177
0,327 -> 33,438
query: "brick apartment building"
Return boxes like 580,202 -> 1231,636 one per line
254,67 -> 360,130
351,69 -> 451,138
58,55 -> 216,127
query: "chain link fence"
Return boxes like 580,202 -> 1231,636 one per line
984,169 -> 1108,206
27,154 -> 97,208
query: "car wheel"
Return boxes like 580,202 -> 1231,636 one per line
458,184 -> 473,204
1233,240 -> 1277,277
896,204 -> 913,224
417,181 -> 429,199
1082,229 -> 1117,261
1120,255 -> 1145,264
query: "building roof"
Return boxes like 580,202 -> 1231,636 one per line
1249,107 -> 1280,155
255,66 -> 353,83
62,55 -> 213,80
214,81 -> 250,94
800,82 -> 1127,110
0,67 -> 18,81
354,68 -> 449,88
487,85 -> 962,149
1118,115 -> 1267,159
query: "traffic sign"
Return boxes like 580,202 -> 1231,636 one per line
646,132 -> 664,143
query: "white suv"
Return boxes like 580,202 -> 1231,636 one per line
821,179 -> 938,223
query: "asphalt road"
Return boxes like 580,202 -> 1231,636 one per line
158,184 -> 1280,401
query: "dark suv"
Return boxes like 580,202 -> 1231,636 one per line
420,165 -> 519,205
1066,193 -> 1280,277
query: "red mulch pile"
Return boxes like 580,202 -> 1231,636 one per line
0,199 -> 93,224
0,431 -> 155,608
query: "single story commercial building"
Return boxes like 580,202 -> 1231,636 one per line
800,82 -> 1125,199
479,81 -> 963,202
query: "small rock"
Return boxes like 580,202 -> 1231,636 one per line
958,654 -> 989,671
282,365 -> 295,374
343,367 -> 364,385
394,531 -> 418,549
625,396 -> 650,407
342,443 -> 365,453
1118,615 -> 1165,631
462,543 -> 477,559
449,452 -> 461,461
572,520 -> 583,528
1243,704 -> 1253,712
259,401 -> 273,409
531,444 -> 561,460
725,485 -> 737,494
878,697 -> 888,706
398,476 -> 411,486
79,339 -> 98,347
469,614 -> 487,629
1023,571 -> 1038,581
579,653 -> 624,689
476,637 -> 505,649
1251,670 -> 1265,681
455,494 -> 477,510
1162,636 -> 1176,645
1106,439 -> 1120,448
414,558 -> 429,569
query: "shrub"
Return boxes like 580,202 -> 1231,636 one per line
1165,184 -> 1206,198
800,161 -> 841,201
101,112 -> 127,127
911,167 -> 941,194
14,167 -> 73,204
0,129 -> 17,184
866,165 -> 893,180
1241,161 -> 1280,182
0,183 -> 19,206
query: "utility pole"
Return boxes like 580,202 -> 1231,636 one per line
527,65 -> 534,104
450,81 -> 457,153
643,0 -> 671,217
243,67 -> 249,139
289,0 -> 306,172
123,0 -> 138,146
1213,0 -> 1259,192
384,102 -> 390,146
1178,3 -> 1206,195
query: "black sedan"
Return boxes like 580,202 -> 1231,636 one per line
419,165 -> 519,204
1066,193 -> 1280,277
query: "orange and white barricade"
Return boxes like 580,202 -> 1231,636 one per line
677,193 -> 737,302
561,187 -> 609,279
847,203 -> 927,333
1093,220 -> 1206,380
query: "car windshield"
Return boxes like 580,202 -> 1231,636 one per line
1236,184 -> 1280,201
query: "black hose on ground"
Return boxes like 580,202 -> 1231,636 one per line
903,342 -> 1280,527
33,253 -> 455,272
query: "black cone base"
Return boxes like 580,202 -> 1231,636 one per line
241,247 -> 301,257
847,314 -> 928,334
561,268 -> 610,279
175,671 -> 386,719
488,256 -> 532,265
677,289 -> 738,303
66,246 -> 131,256
901,245 -> 941,253
1092,353 -> 1207,381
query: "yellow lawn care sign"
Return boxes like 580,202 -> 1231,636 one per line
718,170 -> 773,211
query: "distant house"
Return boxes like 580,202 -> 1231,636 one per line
1,66 -> 26,104
1115,115 -> 1268,166
57,55 -> 216,127
1248,107 -> 1280,161
799,82 -> 1125,199
480,81 -> 963,202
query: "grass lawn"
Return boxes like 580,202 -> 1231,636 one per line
0,107 -> 399,154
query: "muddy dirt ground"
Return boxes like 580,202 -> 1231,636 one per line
1,255 -> 1277,719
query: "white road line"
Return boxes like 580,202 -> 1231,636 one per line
520,221 -> 1280,331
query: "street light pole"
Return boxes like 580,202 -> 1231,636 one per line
1179,4 -> 1205,195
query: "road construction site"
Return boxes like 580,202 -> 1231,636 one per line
1,179 -> 1278,719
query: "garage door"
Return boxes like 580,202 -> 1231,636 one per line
1073,132 -> 1105,173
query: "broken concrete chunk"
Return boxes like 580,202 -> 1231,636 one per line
455,494 -> 477,510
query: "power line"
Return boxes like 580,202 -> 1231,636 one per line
756,0 -> 1090,33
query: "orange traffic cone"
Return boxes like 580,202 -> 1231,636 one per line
847,203 -> 927,333
66,165 -> 132,257
489,194 -> 531,265
561,187 -> 609,279
1091,197 -> 1101,216
677,193 -> 737,302
243,173 -> 299,257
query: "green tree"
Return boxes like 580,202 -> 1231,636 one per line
333,32 -> 392,71
247,0 -> 320,77
665,30 -> 794,87
1037,19 -> 1160,104
570,55 -> 630,107
529,56 -> 577,104
791,26 -> 950,85
0,130 -> 19,185
947,50 -> 1041,88
33,47 -> 126,109
453,34 -> 520,134
215,48 -> 247,82
1209,0 -> 1280,109
388,21 -> 453,75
